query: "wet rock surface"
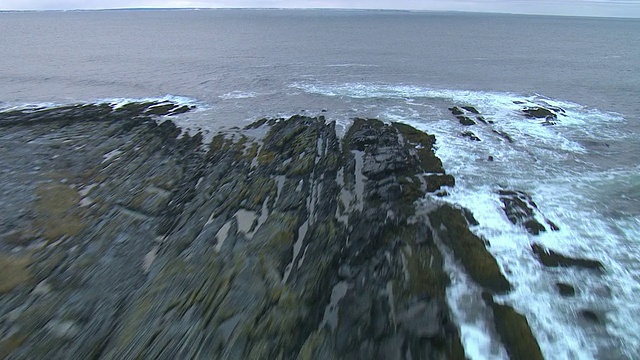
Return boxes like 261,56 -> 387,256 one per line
518,102 -> 566,125
532,243 -> 605,271
461,131 -> 481,141
499,190 -> 560,235
482,292 -> 544,360
0,104 -> 540,359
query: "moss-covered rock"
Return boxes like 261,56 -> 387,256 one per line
0,253 -> 31,294
482,292 -> 544,360
429,205 -> 511,293
0,111 -> 479,359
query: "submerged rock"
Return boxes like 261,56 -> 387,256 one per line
448,106 -> 464,115
556,283 -> 576,297
492,129 -> 514,143
579,309 -> 604,324
461,106 -> 480,114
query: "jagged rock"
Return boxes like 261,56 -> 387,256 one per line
0,107 -> 474,359
498,190 -> 549,235
532,243 -> 604,271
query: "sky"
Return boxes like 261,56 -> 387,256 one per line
1,0 -> 640,18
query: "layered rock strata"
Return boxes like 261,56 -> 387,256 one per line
0,103 -> 541,359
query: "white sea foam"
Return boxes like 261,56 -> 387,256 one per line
219,90 -> 259,100
0,94 -> 206,113
293,81 -> 638,359
107,94 -> 204,109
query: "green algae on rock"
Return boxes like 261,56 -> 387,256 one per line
482,292 -> 544,360
429,204 -> 512,294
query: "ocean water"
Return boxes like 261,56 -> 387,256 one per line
1,9 -> 639,359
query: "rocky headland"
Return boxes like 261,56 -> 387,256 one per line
0,101 -> 602,359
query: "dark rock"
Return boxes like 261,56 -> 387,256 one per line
457,116 -> 476,126
476,116 -> 487,124
0,105 -> 503,359
542,115 -> 557,126
498,190 -> 558,235
488,156 -> 494,162
448,106 -> 464,115
461,131 -> 481,141
579,310 -> 603,324
547,220 -> 560,231
429,205 -> 511,293
498,190 -> 546,235
522,106 -> 557,119
482,292 -> 544,360
492,130 -> 514,143
556,283 -> 576,297
532,243 -> 605,271
461,106 -> 480,114
462,208 -> 480,226
523,219 -> 547,235
396,300 -> 441,337
392,122 -> 447,175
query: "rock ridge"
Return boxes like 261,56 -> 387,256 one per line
0,103 -> 541,359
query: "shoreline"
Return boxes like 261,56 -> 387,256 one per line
0,101 -> 609,358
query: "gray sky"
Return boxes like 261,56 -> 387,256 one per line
2,0 -> 640,18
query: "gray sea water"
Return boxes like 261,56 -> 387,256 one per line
1,9 -> 639,359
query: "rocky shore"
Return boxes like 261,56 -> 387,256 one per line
0,101 -> 594,359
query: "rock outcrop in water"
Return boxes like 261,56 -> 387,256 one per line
498,190 -> 560,235
0,103 -> 542,359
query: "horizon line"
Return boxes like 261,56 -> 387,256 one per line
0,7 -> 639,19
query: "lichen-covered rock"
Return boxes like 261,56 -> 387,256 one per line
0,105 -> 534,359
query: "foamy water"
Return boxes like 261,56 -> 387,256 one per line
294,81 -> 640,359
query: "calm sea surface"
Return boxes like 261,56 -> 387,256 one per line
1,9 -> 639,359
